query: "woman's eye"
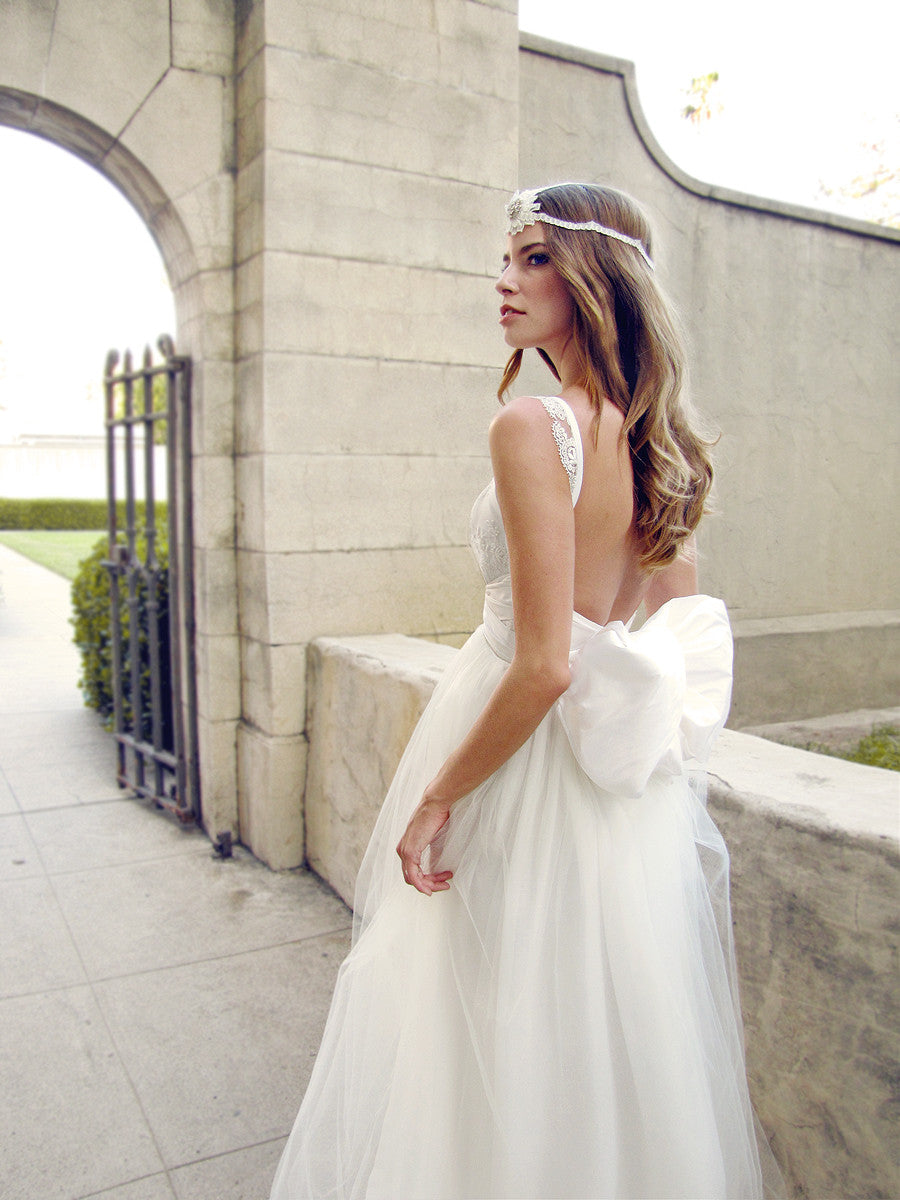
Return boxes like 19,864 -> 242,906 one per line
528,253 -> 550,266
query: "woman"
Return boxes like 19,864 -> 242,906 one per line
272,182 -> 780,1199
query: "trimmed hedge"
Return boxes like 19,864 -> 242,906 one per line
0,498 -> 167,531
70,534 -> 173,747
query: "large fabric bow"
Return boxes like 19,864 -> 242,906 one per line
556,595 -> 733,798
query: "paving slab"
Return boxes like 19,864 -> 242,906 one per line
25,796 -> 206,875
79,1176 -> 177,1200
0,545 -> 352,1200
52,848 -> 350,979
169,1141 -> 286,1200
1,987 -> 166,1200
0,873 -> 89,997
0,811 -> 42,879
0,767 -> 18,813
95,935 -> 350,1167
4,755 -> 124,810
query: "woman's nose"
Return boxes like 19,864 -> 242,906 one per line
496,266 -> 516,294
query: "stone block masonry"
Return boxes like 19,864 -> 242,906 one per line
233,0 -> 520,867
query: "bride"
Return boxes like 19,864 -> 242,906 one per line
271,182 -> 782,1199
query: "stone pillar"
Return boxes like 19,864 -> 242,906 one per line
234,0 -> 519,867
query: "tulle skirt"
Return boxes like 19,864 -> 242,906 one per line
271,626 -> 776,1199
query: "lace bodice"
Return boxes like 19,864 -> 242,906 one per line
469,397 -> 583,586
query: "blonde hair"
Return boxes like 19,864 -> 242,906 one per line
499,182 -> 713,572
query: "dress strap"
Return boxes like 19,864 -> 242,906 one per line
538,396 -> 583,505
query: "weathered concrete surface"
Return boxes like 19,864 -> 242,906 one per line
518,35 -> 900,730
304,634 -> 900,1200
232,0 -> 517,867
708,731 -> 899,1200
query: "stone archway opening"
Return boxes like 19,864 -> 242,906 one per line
0,37 -> 242,843
0,101 -> 205,819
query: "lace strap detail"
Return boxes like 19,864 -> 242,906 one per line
538,396 -> 583,505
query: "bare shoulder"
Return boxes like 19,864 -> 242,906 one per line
489,396 -> 571,497
489,395 -> 558,450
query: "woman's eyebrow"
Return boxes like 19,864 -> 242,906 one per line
503,241 -> 548,266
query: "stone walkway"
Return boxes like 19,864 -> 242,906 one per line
0,543 -> 352,1200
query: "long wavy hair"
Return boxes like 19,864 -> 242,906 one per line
499,182 -> 714,572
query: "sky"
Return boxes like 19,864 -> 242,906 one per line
0,0 -> 896,437
519,0 -> 897,214
0,129 -> 176,439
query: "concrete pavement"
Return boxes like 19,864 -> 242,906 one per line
0,543 -> 352,1200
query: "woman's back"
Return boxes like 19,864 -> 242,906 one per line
561,389 -> 649,627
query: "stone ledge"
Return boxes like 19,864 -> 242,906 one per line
706,732 -> 898,1200
742,706 -> 900,755
709,728 -> 897,846
304,634 -> 455,907
303,633 -> 899,1200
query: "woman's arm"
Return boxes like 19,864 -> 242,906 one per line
397,398 -> 576,894
643,537 -> 698,616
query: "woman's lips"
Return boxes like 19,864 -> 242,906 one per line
499,305 -> 524,323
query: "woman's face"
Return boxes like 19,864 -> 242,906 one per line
496,224 -> 575,361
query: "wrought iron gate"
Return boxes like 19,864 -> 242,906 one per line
103,336 -> 200,822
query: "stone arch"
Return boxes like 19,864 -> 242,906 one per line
0,87 -> 197,297
0,71 -> 240,841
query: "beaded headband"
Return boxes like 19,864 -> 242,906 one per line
505,188 -> 654,270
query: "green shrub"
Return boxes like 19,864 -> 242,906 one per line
805,724 -> 900,773
844,725 -> 900,772
0,498 -> 167,531
70,534 -> 173,747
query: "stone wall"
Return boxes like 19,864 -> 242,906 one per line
708,731 -> 899,1200
304,633 -> 900,1200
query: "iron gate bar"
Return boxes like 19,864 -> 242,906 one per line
141,345 -> 166,804
103,337 -> 199,823
159,334 -> 200,821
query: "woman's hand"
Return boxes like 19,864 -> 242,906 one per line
396,795 -> 453,896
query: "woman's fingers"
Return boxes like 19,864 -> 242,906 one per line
397,797 -> 453,894
397,845 -> 453,895
399,856 -> 453,895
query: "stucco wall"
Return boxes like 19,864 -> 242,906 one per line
304,633 -> 900,1200
517,36 -> 900,725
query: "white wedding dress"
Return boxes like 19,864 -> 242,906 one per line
272,398 -> 778,1200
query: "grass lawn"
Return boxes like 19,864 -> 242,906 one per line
0,530 -> 104,581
